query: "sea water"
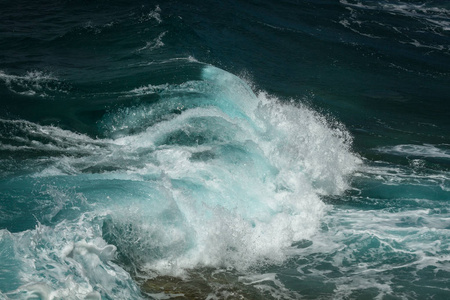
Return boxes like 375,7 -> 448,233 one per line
1,1 -> 449,299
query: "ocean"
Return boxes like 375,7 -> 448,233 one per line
0,0 -> 449,299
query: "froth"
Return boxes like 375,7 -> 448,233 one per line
376,144 -> 450,160
0,217 -> 142,299
0,70 -> 66,97
100,65 -> 361,275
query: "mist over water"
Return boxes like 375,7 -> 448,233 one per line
1,0 -> 450,299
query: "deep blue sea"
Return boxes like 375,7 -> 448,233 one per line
1,0 -> 450,299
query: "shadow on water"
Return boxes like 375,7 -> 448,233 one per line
138,268 -> 269,300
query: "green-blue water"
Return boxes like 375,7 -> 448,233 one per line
1,0 -> 449,299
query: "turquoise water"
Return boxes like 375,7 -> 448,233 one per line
1,1 -> 449,299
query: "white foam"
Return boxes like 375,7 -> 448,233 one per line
99,66 -> 361,275
339,0 -> 450,50
137,31 -> 167,52
239,273 -> 277,285
0,70 -> 64,97
1,217 -> 143,299
294,200 -> 450,299
139,5 -> 162,24
340,0 -> 450,20
0,118 -> 115,176
128,83 -> 169,96
376,144 -> 450,159
356,163 -> 450,191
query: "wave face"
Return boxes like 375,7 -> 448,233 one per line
0,65 -> 360,299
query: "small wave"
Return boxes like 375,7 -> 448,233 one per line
136,31 -> 167,52
139,5 -> 162,24
376,144 -> 450,160
339,0 -> 450,52
0,118 -> 109,157
0,70 -> 67,97
341,0 -> 450,19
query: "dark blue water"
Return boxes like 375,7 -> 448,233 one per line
1,1 -> 449,299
